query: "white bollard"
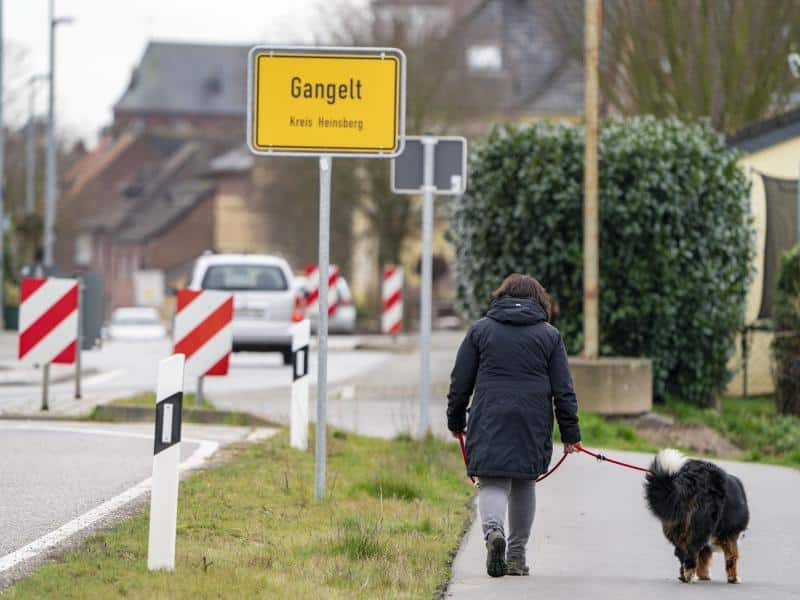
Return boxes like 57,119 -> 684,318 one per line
290,319 -> 310,451
147,353 -> 185,571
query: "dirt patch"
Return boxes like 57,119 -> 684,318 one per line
636,422 -> 742,460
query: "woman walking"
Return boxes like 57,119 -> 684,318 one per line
447,273 -> 581,578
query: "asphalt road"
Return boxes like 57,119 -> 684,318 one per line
0,336 -> 391,415
0,421 -> 252,560
447,451 -> 800,599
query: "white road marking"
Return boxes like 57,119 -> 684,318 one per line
246,427 -> 275,443
0,424 -> 219,574
81,368 -> 126,387
0,422 -> 210,445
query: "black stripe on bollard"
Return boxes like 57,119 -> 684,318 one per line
154,391 -> 183,455
292,344 -> 309,381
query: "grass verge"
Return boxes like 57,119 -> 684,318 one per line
7,430 -> 473,599
105,391 -> 212,410
85,392 -> 268,426
554,411 -> 656,453
656,395 -> 800,468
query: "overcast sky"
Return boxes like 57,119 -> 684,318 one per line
4,0 -> 365,146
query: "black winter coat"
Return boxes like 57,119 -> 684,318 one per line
447,296 -> 581,479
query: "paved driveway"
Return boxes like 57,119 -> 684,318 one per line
447,451 -> 800,599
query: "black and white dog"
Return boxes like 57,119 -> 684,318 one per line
645,449 -> 749,584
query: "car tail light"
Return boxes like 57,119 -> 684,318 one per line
292,293 -> 305,322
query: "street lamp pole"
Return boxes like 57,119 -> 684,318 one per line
26,76 -> 46,217
43,1 -> 72,269
43,0 -> 56,269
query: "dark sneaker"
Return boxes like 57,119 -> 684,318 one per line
485,529 -> 507,578
506,560 -> 530,576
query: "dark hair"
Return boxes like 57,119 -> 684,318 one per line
492,273 -> 552,319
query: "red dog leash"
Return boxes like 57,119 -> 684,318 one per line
456,432 -> 477,486
577,445 -> 652,474
455,432 -> 649,486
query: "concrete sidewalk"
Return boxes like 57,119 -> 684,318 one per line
446,451 -> 800,599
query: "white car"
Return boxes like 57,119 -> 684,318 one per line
294,275 -> 357,334
106,307 -> 167,341
189,254 -> 301,364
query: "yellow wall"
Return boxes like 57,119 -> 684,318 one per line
214,193 -> 271,254
737,136 -> 800,322
725,135 -> 800,395
350,208 -> 379,306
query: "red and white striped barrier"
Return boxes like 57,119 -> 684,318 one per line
173,290 -> 233,378
305,264 -> 340,317
18,277 -> 79,365
381,265 -> 403,335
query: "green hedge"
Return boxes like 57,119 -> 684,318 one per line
449,117 -> 753,405
771,246 -> 800,416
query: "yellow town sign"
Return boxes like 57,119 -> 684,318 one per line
247,47 -> 406,156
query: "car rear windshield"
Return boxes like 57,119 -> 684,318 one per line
201,264 -> 288,291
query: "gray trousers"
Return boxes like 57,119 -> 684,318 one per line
478,477 -> 536,563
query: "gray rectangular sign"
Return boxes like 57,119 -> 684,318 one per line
391,136 -> 467,195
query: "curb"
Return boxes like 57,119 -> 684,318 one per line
88,404 -> 278,426
0,406 -> 279,427
436,496 -> 478,600
0,368 -> 99,387
353,341 -> 417,353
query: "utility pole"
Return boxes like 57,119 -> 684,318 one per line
43,1 -> 72,269
583,0 -> 601,359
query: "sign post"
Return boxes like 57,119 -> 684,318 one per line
419,137 -> 436,436
316,154 -> 331,495
74,279 -> 82,399
248,46 -> 406,499
392,136 -> 467,437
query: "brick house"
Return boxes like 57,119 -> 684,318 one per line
57,9 -> 583,320
724,108 -> 800,396
60,132 -> 226,315
112,42 -> 249,137
56,41 -> 265,317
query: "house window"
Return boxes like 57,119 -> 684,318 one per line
204,75 -> 223,95
467,44 -> 503,73
75,234 -> 92,266
374,5 -> 451,41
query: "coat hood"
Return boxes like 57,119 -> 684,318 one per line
486,296 -> 548,325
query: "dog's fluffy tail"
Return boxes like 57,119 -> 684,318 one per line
645,449 -> 687,522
